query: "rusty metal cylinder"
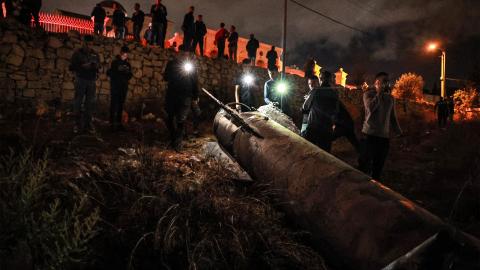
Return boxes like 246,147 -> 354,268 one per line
213,110 -> 476,269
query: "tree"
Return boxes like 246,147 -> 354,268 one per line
453,87 -> 479,119
392,73 -> 425,112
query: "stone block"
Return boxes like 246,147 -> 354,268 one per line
24,57 -> 39,71
26,71 -> 40,80
9,72 -> 26,80
57,47 -> 73,59
130,60 -> 142,69
152,60 -> 163,67
23,88 -> 35,97
6,54 -> 23,67
63,82 -> 75,90
28,81 -> 42,89
62,90 -> 75,101
144,67 -> 154,78
133,68 -> 143,79
48,37 -> 63,49
2,31 -> 17,43
30,48 -> 45,59
56,59 -> 70,70
16,80 -> 27,89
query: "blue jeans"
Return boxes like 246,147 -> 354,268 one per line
74,77 -> 96,129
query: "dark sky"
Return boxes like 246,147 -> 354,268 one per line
43,0 -> 480,89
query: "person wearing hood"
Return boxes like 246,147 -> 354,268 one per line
301,72 -> 340,152
107,46 -> 133,131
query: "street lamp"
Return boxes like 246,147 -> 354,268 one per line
426,42 -> 446,98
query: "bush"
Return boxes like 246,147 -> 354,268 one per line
453,87 -> 479,119
0,150 -> 100,270
392,73 -> 425,112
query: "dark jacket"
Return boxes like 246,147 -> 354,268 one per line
150,4 -> 167,24
302,86 -> 339,133
266,49 -> 278,67
164,58 -> 199,100
107,56 -> 133,87
70,47 -> 100,80
91,5 -> 106,24
246,38 -> 259,57
112,9 -> 125,27
194,21 -> 207,38
228,31 -> 238,47
132,10 -> 145,26
182,11 -> 194,34
235,78 -> 256,109
214,28 -> 229,45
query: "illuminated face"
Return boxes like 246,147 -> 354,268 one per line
374,76 -> 389,92
308,78 -> 319,90
121,52 -> 128,60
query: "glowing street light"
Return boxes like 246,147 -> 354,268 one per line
426,42 -> 446,98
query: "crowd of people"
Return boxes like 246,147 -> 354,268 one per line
1,0 -> 42,28
3,0 -> 450,181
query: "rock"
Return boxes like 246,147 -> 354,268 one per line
67,30 -> 80,39
142,66 -> 153,78
56,58 -> 70,70
16,80 -> 27,88
24,58 -> 39,71
62,90 -> 75,101
28,81 -> 42,89
133,68 -> 142,79
130,60 -> 142,69
0,44 -> 12,56
23,89 -> 35,97
30,48 -> 45,59
6,54 -> 23,66
57,47 -> 73,59
2,31 -> 17,43
152,60 -> 163,67
8,73 -> 26,80
63,82 -> 75,90
48,37 -> 63,49
26,71 -> 40,80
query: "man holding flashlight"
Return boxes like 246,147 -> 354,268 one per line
234,70 -> 256,111
164,53 -> 199,151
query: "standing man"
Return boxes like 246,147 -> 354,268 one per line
235,69 -> 257,111
192,14 -> 207,56
264,69 -> 280,106
246,34 -> 259,66
228,25 -> 238,62
266,46 -> 278,71
131,3 -> 145,42
301,73 -> 339,152
91,3 -> 106,35
214,23 -> 229,59
434,97 -> 449,128
359,72 -> 402,180
150,0 -> 167,47
69,35 -> 100,134
26,0 -> 41,28
107,46 -> 132,131
164,52 -> 199,151
112,3 -> 126,39
181,6 -> 195,51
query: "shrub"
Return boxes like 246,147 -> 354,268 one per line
392,73 -> 425,112
453,87 -> 479,119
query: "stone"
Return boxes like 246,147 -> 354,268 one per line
67,30 -> 80,39
28,81 -> 42,89
24,58 -> 39,71
130,60 -> 142,69
152,60 -> 163,67
144,60 -> 152,66
11,44 -> 25,58
9,73 -> 26,80
57,47 -> 73,59
23,89 -> 35,97
48,37 -> 63,49
63,82 -> 75,90
40,59 -> 55,70
56,59 -> 70,70
30,48 -> 45,59
2,31 -> 17,43
62,90 -> 75,101
133,69 -> 142,79
143,66 -> 153,78
16,80 -> 27,89
27,72 -> 40,80
6,54 -> 23,66
0,44 -> 12,56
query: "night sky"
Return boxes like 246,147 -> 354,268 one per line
43,0 -> 480,90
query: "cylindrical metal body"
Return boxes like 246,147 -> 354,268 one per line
213,110 -> 478,269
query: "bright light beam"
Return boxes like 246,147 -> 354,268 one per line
276,81 -> 288,94
183,62 -> 194,73
242,74 -> 254,86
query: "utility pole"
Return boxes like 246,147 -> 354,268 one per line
281,0 -> 287,79
441,50 -> 446,98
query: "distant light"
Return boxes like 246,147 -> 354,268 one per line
242,74 -> 254,86
183,62 -> 194,73
276,81 -> 288,94
427,43 -> 438,52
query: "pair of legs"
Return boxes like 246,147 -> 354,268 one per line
192,36 -> 204,56
94,22 -> 104,35
217,42 -> 226,59
114,26 -> 125,39
249,56 -> 256,66
110,84 -> 128,130
133,24 -> 142,42
166,97 -> 192,150
151,23 -> 165,47
183,31 -> 194,51
437,114 -> 448,128
228,46 -> 237,62
359,134 -> 390,180
73,77 -> 96,132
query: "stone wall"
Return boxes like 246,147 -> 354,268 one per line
0,19 -> 433,127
